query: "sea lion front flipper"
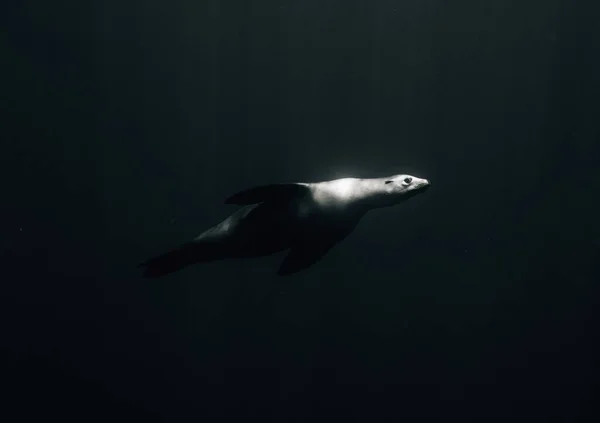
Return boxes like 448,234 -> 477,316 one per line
225,183 -> 310,205
277,216 -> 362,276
276,234 -> 345,276
276,244 -> 332,276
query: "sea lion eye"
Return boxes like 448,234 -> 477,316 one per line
403,177 -> 412,184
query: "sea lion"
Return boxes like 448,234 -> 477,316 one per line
138,174 -> 430,277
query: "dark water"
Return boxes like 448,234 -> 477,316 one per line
4,0 -> 599,421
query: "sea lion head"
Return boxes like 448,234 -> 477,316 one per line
368,174 -> 430,207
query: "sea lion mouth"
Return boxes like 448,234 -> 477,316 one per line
418,179 -> 431,192
398,181 -> 430,202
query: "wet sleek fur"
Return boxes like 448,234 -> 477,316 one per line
138,174 -> 430,277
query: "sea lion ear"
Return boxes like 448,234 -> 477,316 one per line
384,180 -> 393,184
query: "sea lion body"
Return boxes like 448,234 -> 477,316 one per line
139,175 -> 430,276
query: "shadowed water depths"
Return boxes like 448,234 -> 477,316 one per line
3,0 -> 598,421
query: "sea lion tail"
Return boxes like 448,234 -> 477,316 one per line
137,241 -> 223,278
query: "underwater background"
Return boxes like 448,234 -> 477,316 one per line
4,0 -> 598,421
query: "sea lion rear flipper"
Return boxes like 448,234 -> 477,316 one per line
138,240 -> 224,278
225,183 -> 309,205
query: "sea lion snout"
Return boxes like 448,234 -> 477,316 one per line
415,178 -> 430,192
